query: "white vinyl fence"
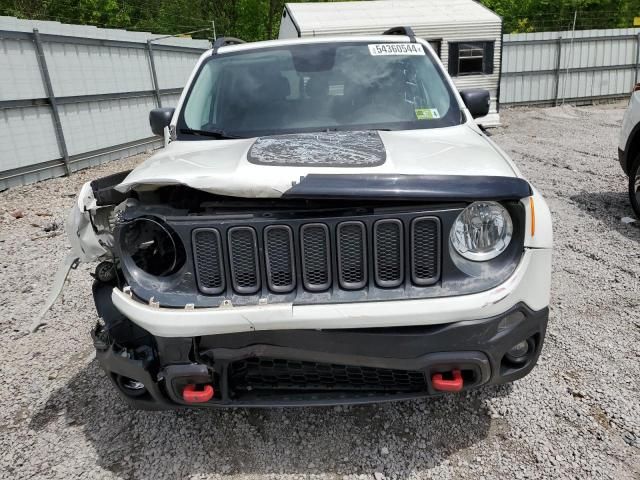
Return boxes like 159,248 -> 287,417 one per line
2,19 -> 639,190
0,17 -> 209,190
500,28 -> 640,106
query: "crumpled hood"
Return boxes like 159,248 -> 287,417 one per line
117,124 -> 519,198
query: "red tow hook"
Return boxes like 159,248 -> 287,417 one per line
431,369 -> 464,392
182,384 -> 214,403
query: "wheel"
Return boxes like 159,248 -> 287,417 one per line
629,156 -> 640,218
95,261 -> 116,283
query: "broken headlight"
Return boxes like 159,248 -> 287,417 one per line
450,201 -> 513,262
120,217 -> 185,276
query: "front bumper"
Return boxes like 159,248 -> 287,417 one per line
95,243 -> 551,408
93,301 -> 548,409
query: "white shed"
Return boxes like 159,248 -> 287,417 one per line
279,0 -> 503,126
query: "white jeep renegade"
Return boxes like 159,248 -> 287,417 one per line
61,30 -> 552,408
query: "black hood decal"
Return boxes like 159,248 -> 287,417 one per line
247,131 -> 386,167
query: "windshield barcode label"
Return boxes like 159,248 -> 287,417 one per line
368,44 -> 424,56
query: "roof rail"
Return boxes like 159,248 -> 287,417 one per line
383,26 -> 416,41
212,36 -> 246,53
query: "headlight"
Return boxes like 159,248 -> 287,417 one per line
120,217 -> 184,276
450,201 -> 513,261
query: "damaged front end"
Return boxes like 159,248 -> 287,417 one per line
31,172 -> 129,332
38,165 -> 550,409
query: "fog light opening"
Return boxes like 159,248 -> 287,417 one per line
116,375 -> 148,398
504,337 -> 536,366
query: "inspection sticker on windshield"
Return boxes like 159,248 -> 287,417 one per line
415,108 -> 440,120
368,43 -> 424,56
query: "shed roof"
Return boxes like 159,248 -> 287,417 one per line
285,0 -> 501,34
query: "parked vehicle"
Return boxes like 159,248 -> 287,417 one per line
58,30 -> 552,409
618,86 -> 640,217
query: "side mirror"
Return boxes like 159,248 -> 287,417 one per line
149,108 -> 175,136
459,89 -> 490,119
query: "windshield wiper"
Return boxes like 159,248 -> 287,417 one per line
179,127 -> 241,139
323,127 -> 394,133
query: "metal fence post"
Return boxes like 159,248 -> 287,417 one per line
32,28 -> 72,176
635,33 -> 640,86
146,40 -> 162,108
553,36 -> 563,107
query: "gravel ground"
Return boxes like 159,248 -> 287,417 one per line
0,104 -> 639,480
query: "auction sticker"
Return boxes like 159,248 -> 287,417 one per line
415,108 -> 441,120
368,43 -> 424,56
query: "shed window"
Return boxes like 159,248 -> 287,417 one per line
426,39 -> 442,58
448,41 -> 494,76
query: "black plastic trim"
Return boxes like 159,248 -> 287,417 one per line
336,221 -> 368,290
619,147 -> 627,174
227,226 -> 260,294
284,174 -> 532,201
90,170 -> 131,206
621,122 -> 640,175
410,217 -> 442,286
373,219 -> 404,288
92,302 -> 549,409
192,228 -> 226,295
383,26 -> 416,43
264,225 -> 296,293
212,36 -> 245,54
300,223 -> 332,292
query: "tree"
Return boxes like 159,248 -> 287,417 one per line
1,0 -> 638,38
481,0 -> 640,33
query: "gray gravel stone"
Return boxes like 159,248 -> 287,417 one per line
0,104 -> 638,479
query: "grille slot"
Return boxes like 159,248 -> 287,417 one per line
228,227 -> 260,294
193,229 -> 225,294
300,223 -> 331,291
264,225 -> 295,293
229,357 -> 428,393
411,217 -> 441,285
337,221 -> 367,290
373,219 -> 404,288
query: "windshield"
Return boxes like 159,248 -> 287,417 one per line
178,42 -> 462,139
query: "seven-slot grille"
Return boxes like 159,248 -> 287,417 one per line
192,216 -> 440,296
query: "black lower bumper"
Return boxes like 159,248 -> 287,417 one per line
92,282 -> 548,409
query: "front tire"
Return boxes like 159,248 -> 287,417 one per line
629,156 -> 640,218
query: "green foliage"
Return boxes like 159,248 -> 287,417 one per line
0,0 -> 639,39
0,0 -> 336,40
480,0 -> 640,33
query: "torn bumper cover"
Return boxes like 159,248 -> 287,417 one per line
93,248 -> 550,408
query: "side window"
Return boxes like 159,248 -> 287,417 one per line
448,41 -> 495,77
184,62 -> 220,129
